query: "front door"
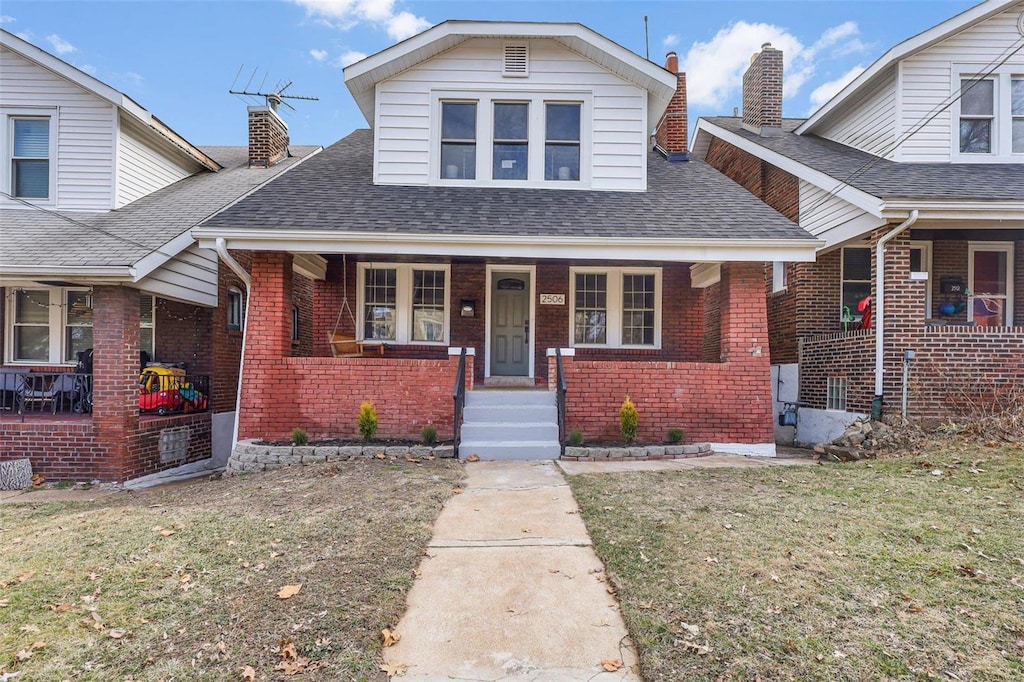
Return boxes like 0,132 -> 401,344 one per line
490,272 -> 530,376
968,243 -> 1014,326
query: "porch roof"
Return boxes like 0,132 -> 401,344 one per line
0,145 -> 321,281
697,117 -> 1024,203
196,129 -> 818,260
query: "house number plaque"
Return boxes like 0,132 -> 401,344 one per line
539,294 -> 565,305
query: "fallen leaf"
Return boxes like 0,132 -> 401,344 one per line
466,454 -> 480,462
601,659 -> 622,672
17,571 -> 35,584
160,529 -> 176,537
380,662 -> 408,675
31,474 -> 45,487
240,665 -> 256,681
374,453 -> 386,460
19,625 -> 40,633
452,487 -> 463,495
682,641 -> 712,655
51,603 -> 73,612
108,628 -> 126,639
15,641 -> 46,661
0,599 -> 8,607
382,628 -> 401,647
277,584 -> 302,600
680,621 -> 700,636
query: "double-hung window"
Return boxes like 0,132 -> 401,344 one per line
8,287 -> 92,364
955,69 -> 1024,159
227,287 -> 244,331
492,102 -> 528,180
10,116 -> 52,200
545,103 -> 581,181
570,267 -> 660,348
359,264 -> 449,344
440,102 -> 477,180
841,247 -> 872,321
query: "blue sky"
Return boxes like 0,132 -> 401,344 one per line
2,0 -> 979,146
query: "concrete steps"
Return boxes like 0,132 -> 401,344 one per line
459,390 -> 561,460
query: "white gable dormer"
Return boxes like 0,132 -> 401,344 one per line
345,22 -> 677,192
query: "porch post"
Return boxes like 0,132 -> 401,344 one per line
91,285 -> 140,481
237,251 -> 294,440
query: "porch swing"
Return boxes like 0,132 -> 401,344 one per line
328,255 -> 385,358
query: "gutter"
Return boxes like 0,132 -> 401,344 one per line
214,238 -> 251,455
874,210 -> 919,412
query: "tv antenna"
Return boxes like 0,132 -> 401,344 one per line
229,65 -> 319,112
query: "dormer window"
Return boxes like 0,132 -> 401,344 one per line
493,102 -> 528,180
9,116 -> 52,200
953,68 -> 1024,160
545,103 -> 581,181
440,102 -> 477,180
1013,78 -> 1023,153
959,78 -> 994,153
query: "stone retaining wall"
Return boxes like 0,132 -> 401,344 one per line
226,440 -> 455,474
560,443 -> 713,461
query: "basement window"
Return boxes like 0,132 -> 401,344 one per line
826,376 -> 848,411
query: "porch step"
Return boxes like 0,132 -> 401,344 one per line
459,390 -> 560,461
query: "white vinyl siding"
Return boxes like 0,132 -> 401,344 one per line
0,46 -> 116,210
373,37 -> 648,191
116,115 -> 197,207
798,180 -> 887,249
815,67 -> 897,158
135,244 -> 219,308
897,5 -> 1024,162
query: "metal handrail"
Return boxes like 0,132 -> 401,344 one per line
1,371 -> 92,422
555,348 -> 567,456
452,347 -> 467,459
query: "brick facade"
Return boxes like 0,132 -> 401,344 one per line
654,52 -> 688,155
742,44 -> 783,130
248,106 -> 289,168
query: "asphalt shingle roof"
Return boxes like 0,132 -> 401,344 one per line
201,129 -> 815,242
704,117 -> 1024,202
0,145 -> 320,269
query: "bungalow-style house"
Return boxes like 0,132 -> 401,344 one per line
693,0 -> 1024,444
194,21 -> 820,459
0,29 -> 319,481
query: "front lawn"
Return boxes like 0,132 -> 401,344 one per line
0,459 -> 463,681
568,443 -> 1024,681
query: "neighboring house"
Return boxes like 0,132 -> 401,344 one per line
693,0 -> 1024,444
193,21 -> 820,458
0,29 -> 320,481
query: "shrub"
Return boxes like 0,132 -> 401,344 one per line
620,396 -> 639,443
568,430 -> 584,446
291,428 -> 309,446
421,426 -> 437,446
358,402 -> 378,441
667,428 -> 685,444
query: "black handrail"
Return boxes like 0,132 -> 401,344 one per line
555,348 -> 567,456
452,347 -> 467,459
1,372 -> 92,422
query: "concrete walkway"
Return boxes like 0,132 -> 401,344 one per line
384,460 -> 639,681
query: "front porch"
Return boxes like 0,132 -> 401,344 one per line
239,252 -> 776,452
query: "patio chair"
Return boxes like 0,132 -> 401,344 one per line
15,373 -> 79,414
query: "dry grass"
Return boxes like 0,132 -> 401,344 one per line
569,443 -> 1024,681
0,459 -> 463,681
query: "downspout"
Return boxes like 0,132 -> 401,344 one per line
873,209 -> 919,415
215,238 -> 251,455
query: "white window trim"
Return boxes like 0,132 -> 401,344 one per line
951,65 -> 1024,162
140,294 -> 156,357
356,263 -> 451,345
909,240 -> 932,317
430,89 -> 593,189
771,261 -> 788,293
227,287 -> 244,330
569,266 -> 662,349
2,107 -> 59,206
4,285 -> 89,366
840,246 -> 872,321
967,241 -> 1015,325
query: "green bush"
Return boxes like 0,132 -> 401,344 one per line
421,426 -> 437,446
568,430 -> 584,446
667,428 -> 685,444
291,428 -> 309,446
358,402 -> 378,441
620,396 -> 639,443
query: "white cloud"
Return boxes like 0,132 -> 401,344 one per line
336,50 -> 368,68
290,0 -> 430,41
45,33 -> 76,55
662,33 -> 679,49
0,15 -> 15,24
310,48 -> 328,61
809,64 -> 866,109
680,20 -> 863,108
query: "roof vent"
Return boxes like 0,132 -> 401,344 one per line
503,43 -> 529,77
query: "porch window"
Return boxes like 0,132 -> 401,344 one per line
969,243 -> 1014,326
841,247 -> 872,321
571,267 -> 661,348
11,117 -> 51,199
358,264 -> 450,344
492,102 -> 528,181
8,286 -> 92,364
440,102 -> 477,180
64,290 -> 93,363
140,295 -> 155,356
959,78 -> 994,154
545,103 -> 581,181
12,289 -> 50,361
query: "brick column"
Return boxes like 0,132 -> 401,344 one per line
92,285 -> 140,481
238,251 -> 294,440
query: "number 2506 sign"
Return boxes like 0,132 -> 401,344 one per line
539,294 -> 565,305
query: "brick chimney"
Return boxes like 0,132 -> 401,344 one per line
654,51 -> 688,161
248,95 -> 290,168
742,43 -> 783,132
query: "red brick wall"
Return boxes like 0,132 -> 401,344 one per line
91,285 -> 139,480
291,272 -> 314,357
742,46 -> 783,129
248,108 -> 289,168
213,250 -> 251,414
654,73 -> 688,154
799,331 -> 875,412
124,413 -> 212,481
